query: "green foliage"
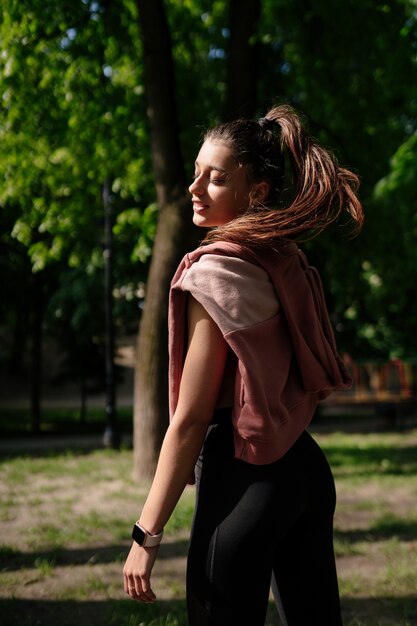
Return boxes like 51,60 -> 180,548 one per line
260,0 -> 416,184
259,0 -> 417,357
0,0 -> 154,385
358,134 -> 417,357
1,0 -> 417,388
0,0 -> 152,270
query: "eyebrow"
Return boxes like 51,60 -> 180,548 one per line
194,162 -> 229,174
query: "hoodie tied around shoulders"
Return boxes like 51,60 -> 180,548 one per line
168,241 -> 351,465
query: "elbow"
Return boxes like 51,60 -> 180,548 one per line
170,410 -> 212,440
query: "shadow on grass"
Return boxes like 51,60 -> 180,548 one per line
323,444 -> 417,476
0,597 -> 188,626
335,516 -> 417,543
0,438 -> 137,463
1,596 -> 416,626
0,407 -> 134,438
0,445 -> 123,463
341,595 -> 417,625
0,540 -> 190,572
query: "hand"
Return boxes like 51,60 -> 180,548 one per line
123,541 -> 159,602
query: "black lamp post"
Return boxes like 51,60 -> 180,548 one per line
102,179 -> 120,449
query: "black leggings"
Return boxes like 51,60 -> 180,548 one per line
186,410 -> 342,626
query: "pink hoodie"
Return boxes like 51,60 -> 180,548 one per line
168,241 -> 351,465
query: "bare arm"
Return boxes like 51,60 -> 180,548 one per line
123,294 -> 228,601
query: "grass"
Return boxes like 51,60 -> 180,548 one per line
320,429 -> 417,625
0,424 -> 417,625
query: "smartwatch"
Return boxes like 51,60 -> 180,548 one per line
132,522 -> 164,548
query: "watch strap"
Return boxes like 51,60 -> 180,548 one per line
132,522 -> 164,548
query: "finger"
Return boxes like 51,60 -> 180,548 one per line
126,577 -> 139,599
126,577 -> 155,603
136,579 -> 156,603
123,564 -> 131,594
125,575 -> 134,594
140,577 -> 156,602
124,575 -> 138,598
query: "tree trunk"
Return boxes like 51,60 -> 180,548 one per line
133,194 -> 190,480
223,0 -> 262,120
133,0 -> 192,480
30,273 -> 44,434
133,0 -> 262,480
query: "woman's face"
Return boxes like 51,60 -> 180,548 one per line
189,140 -> 251,228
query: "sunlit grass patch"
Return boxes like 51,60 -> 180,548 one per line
26,511 -> 136,550
0,447 -> 133,481
334,536 -> 364,557
339,571 -> 371,596
0,496 -> 17,522
383,537 -> 417,594
165,490 -> 194,535
27,523 -> 67,551
317,429 -> 417,479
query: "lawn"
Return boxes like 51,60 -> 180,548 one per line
0,422 -> 417,625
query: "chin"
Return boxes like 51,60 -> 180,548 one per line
193,214 -> 211,228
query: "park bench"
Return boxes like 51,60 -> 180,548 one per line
321,358 -> 417,427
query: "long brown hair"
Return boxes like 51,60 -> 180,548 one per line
202,105 -> 363,246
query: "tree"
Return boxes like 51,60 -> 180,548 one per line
223,0 -> 262,120
360,134 -> 417,357
132,0 -> 192,479
257,0 -> 417,356
0,0 -> 154,427
132,0 -> 262,479
1,0 -> 416,451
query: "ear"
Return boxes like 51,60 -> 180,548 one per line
249,181 -> 269,206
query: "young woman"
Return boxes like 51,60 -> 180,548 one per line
123,105 -> 363,625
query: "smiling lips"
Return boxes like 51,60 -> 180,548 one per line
192,200 -> 209,213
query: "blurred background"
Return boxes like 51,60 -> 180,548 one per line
1,0 -> 416,439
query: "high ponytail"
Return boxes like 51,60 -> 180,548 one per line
202,105 -> 363,247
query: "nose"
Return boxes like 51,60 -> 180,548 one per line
189,175 -> 204,196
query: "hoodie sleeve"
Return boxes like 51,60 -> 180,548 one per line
180,254 -> 279,335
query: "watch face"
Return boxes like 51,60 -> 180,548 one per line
132,523 -> 146,546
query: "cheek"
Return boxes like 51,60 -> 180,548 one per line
233,188 -> 250,212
